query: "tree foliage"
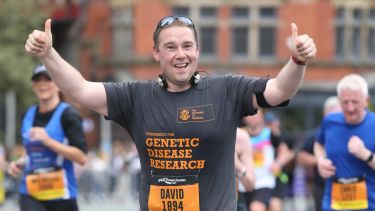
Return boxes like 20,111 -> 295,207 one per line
0,0 -> 47,110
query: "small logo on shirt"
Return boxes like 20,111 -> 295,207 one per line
179,109 -> 191,121
177,105 -> 215,123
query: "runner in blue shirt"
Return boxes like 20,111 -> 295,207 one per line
315,74 -> 375,211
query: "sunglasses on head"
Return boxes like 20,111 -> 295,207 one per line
157,16 -> 195,29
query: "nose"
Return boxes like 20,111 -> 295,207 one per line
175,47 -> 186,59
346,102 -> 355,112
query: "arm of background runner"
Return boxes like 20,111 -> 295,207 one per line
7,156 -> 26,177
348,136 -> 375,170
270,143 -> 294,175
25,19 -> 108,116
314,142 -> 336,179
255,23 -> 317,109
235,128 -> 255,191
29,127 -> 87,165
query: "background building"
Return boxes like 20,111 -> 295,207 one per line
38,0 -> 375,148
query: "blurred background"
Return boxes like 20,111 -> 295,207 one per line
0,0 -> 374,210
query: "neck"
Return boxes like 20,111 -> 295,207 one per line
38,96 -> 60,113
166,82 -> 192,92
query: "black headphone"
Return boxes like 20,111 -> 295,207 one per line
158,71 -> 200,88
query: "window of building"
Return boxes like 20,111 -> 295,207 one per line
231,7 -> 249,57
368,9 -> 375,59
258,7 -> 277,60
335,7 -> 345,60
232,7 -> 248,19
199,7 -> 217,57
230,5 -> 277,62
111,7 -> 133,61
335,6 -> 375,64
200,27 -> 216,55
260,7 -> 276,19
232,27 -> 248,55
200,7 -> 216,19
259,27 -> 275,57
172,6 -> 189,17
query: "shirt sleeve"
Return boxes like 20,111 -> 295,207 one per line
225,75 -> 264,117
61,107 -> 87,153
103,81 -> 134,130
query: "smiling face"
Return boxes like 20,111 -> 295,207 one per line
32,75 -> 60,102
153,25 -> 199,92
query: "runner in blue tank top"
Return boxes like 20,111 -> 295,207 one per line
7,64 -> 87,211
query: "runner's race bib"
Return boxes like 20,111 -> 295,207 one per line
148,174 -> 199,211
26,168 -> 65,200
253,149 -> 264,167
331,176 -> 368,210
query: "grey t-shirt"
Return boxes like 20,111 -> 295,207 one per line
104,74 -> 268,211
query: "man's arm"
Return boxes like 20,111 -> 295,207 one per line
255,23 -> 317,108
314,142 -> 336,178
270,142 -> 294,175
297,151 -> 317,167
25,19 -> 108,116
296,133 -> 317,167
235,128 -> 255,191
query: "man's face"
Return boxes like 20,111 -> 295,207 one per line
339,88 -> 368,125
153,25 -> 199,90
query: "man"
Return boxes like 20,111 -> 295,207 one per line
297,96 -> 341,211
314,74 -> 375,211
25,16 -> 316,211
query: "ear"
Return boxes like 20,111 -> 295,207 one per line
153,46 -> 160,62
365,95 -> 370,107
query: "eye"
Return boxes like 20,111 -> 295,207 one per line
183,43 -> 194,49
166,45 -> 176,50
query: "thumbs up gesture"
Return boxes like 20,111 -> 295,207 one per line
25,19 -> 53,58
290,23 -> 317,64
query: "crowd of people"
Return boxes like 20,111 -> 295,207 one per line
0,14 -> 373,211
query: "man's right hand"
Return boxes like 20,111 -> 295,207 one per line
317,158 -> 336,179
7,159 -> 25,177
25,19 -> 53,58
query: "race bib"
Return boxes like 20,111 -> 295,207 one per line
26,169 -> 65,200
253,149 -> 264,167
331,176 -> 368,210
148,175 -> 199,211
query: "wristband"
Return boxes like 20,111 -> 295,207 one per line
291,55 -> 306,65
366,153 -> 374,163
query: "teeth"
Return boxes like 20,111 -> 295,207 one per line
175,63 -> 188,68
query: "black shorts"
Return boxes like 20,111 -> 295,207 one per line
19,195 -> 78,211
272,179 -> 288,199
238,188 -> 273,208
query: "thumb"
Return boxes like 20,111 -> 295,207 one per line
290,23 -> 299,50
45,19 -> 52,36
